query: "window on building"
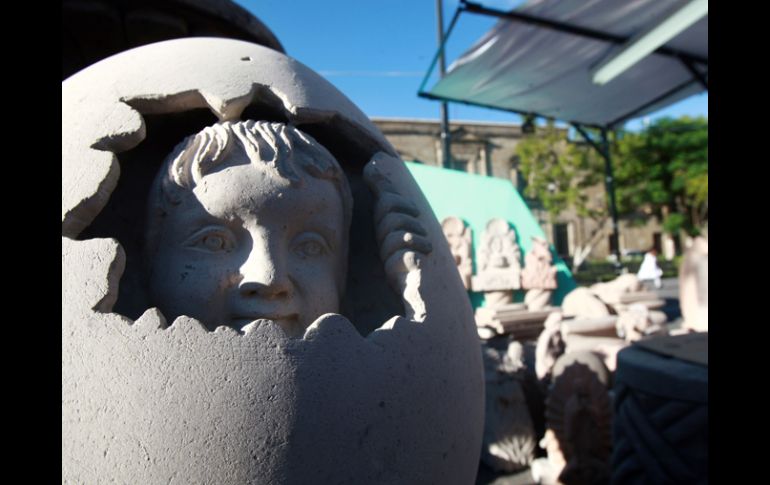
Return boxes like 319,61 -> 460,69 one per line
553,223 -> 570,258
452,158 -> 469,172
653,232 -> 662,253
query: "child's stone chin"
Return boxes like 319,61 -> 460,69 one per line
240,317 -> 305,338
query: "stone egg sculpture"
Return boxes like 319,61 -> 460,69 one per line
62,38 -> 484,483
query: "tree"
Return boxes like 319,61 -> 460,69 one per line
612,117 -> 708,237
515,121 -> 607,272
515,116 -> 708,271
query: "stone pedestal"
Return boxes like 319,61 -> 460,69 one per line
612,334 -> 708,484
476,304 -> 555,340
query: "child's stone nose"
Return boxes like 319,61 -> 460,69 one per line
238,248 -> 292,299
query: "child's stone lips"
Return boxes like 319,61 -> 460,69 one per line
230,313 -> 299,323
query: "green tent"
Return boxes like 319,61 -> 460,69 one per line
405,161 -> 576,309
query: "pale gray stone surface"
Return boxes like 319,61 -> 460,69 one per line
62,38 -> 483,484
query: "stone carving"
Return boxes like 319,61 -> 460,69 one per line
521,236 -> 557,290
471,218 -> 522,292
535,312 -> 566,382
589,273 -> 643,305
679,236 -> 708,332
615,304 -> 667,342
561,287 -> 613,319
441,216 -> 473,289
62,38 -> 484,484
480,342 -> 537,473
532,353 -> 612,485
590,273 -> 666,315
145,120 -> 354,337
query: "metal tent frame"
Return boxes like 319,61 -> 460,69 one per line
418,0 -> 708,263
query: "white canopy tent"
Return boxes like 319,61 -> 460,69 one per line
419,0 -> 708,262
421,0 -> 708,129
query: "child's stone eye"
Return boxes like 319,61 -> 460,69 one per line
295,240 -> 324,257
202,235 -> 225,251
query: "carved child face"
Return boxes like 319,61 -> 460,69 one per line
147,154 -> 346,337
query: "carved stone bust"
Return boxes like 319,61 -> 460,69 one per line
62,38 -> 483,484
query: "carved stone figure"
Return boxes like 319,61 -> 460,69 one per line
471,218 -> 522,293
480,342 -> 537,473
441,216 -> 473,289
679,236 -> 708,332
521,236 -> 558,290
62,38 -> 484,484
532,353 -> 612,485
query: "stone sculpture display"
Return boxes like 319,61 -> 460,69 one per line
62,38 -> 484,484
441,216 -> 473,289
471,218 -> 522,298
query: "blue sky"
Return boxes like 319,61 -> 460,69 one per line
236,0 -> 707,131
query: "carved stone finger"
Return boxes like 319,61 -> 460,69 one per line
373,192 -> 420,226
376,212 -> 428,244
363,156 -> 400,197
379,231 -> 433,263
384,249 -> 423,278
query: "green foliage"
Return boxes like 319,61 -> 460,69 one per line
515,120 -> 605,221
613,117 -> 708,235
573,258 -> 680,285
515,116 -> 708,243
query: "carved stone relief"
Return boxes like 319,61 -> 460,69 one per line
471,218 -> 522,293
441,216 -> 473,289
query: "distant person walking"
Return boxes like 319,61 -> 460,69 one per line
637,248 -> 663,289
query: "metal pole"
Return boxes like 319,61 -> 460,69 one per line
601,128 -> 622,267
436,0 -> 452,168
